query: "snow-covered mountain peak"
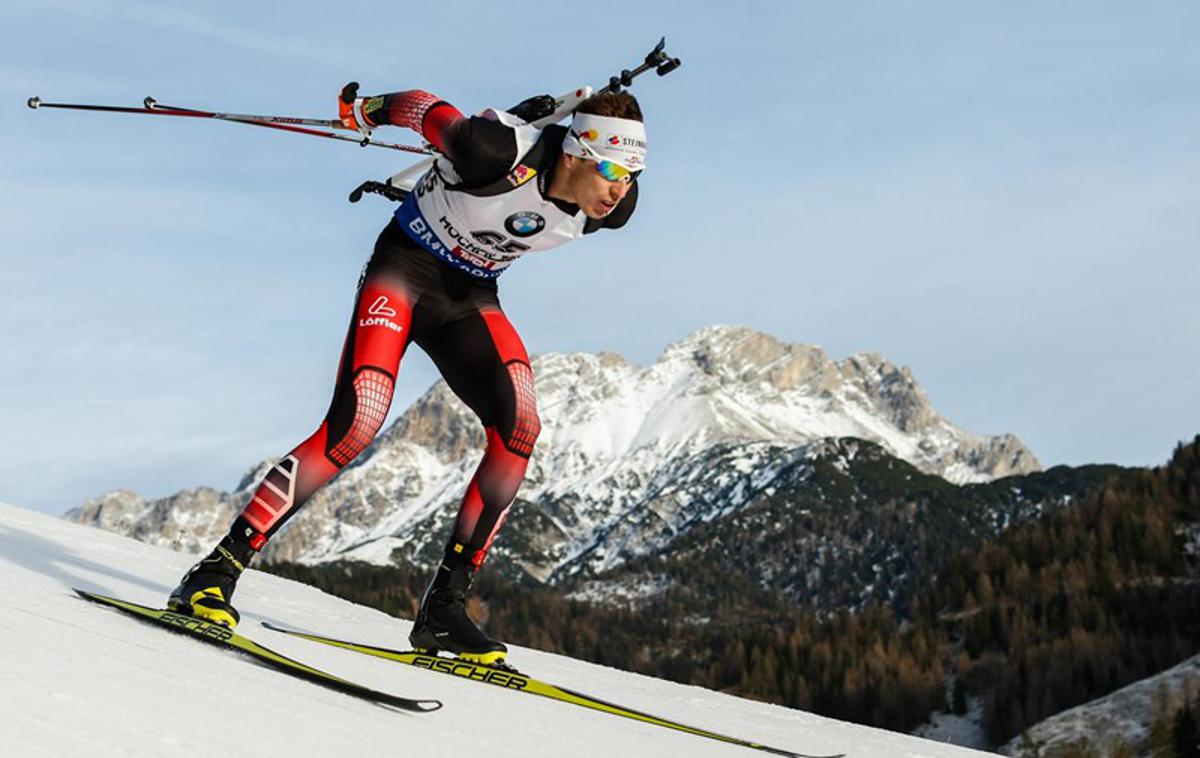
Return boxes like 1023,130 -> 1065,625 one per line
653,326 -> 930,433
505,325 -> 1024,481
657,324 -> 834,389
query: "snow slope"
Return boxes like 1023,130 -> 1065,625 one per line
1000,653 -> 1200,755
0,501 -> 995,757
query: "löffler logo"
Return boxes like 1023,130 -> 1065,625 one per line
360,296 -> 404,333
368,296 -> 397,317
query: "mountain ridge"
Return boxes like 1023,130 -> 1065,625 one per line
67,325 -> 1041,582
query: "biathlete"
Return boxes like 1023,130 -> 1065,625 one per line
167,84 -> 647,666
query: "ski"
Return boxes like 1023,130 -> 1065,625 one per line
262,621 -> 843,758
74,589 -> 441,712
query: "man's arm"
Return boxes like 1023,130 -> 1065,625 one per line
353,89 -> 463,153
342,85 -> 518,185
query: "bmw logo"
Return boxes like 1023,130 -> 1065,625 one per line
505,211 -> 546,238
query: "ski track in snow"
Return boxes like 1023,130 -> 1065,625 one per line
0,501 -> 997,757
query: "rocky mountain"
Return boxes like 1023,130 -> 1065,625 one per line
67,325 -> 1042,585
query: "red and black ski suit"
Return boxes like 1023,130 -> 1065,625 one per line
229,90 -> 637,570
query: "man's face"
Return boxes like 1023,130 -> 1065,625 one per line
563,155 -> 633,220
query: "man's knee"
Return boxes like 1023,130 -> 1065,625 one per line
502,360 -> 540,457
325,366 -> 395,466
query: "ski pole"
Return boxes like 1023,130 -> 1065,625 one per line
26,96 -> 433,155
143,96 -> 434,152
144,97 -> 348,130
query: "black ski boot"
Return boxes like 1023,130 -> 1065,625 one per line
167,532 -> 256,629
409,557 -> 508,666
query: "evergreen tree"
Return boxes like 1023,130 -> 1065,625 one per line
1175,699 -> 1199,758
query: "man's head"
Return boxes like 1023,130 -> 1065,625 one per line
553,93 -> 645,220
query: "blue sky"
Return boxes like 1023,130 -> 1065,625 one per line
2,1 -> 1198,515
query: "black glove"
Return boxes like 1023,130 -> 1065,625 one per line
506,94 -> 556,123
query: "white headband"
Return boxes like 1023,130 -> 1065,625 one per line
562,112 -> 647,171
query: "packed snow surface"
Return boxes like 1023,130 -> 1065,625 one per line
0,502 -> 995,757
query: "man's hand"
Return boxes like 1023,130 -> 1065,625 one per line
338,82 -> 376,135
335,86 -> 461,154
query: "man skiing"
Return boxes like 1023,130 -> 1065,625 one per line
167,84 -> 647,666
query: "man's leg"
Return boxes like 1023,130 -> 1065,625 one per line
409,306 -> 541,661
423,306 -> 541,567
168,260 -> 415,627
